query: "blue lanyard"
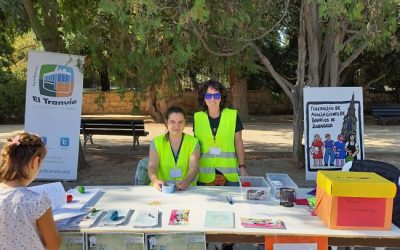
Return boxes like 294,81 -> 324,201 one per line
169,134 -> 184,165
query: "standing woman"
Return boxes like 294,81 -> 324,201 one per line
148,106 -> 200,191
194,80 -> 249,186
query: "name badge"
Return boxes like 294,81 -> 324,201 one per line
209,147 -> 221,155
170,168 -> 182,178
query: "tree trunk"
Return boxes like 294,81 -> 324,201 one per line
155,68 -> 171,120
292,0 -> 306,166
144,86 -> 164,122
100,66 -> 110,91
304,1 -> 320,86
292,87 -> 304,168
229,67 -> 249,122
78,140 -> 90,170
23,0 -> 64,52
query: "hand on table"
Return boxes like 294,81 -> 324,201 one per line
152,179 -> 165,192
176,179 -> 190,191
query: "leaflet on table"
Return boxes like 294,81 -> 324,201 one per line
64,187 -> 102,210
204,210 -> 235,228
57,209 -> 105,229
98,209 -> 132,227
240,217 -> 286,229
145,232 -> 205,250
168,209 -> 190,225
133,209 -> 160,228
29,182 -> 102,221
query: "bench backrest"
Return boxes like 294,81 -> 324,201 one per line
81,119 -> 146,132
372,104 -> 400,117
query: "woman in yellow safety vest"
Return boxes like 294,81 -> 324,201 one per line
194,80 -> 248,186
148,106 -> 200,191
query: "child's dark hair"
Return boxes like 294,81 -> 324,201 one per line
0,133 -> 47,182
197,80 -> 227,111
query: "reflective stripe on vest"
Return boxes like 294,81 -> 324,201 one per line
153,133 -> 199,185
194,108 -> 239,183
199,167 -> 239,174
201,152 -> 237,158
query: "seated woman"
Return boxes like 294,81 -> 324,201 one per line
148,106 -> 200,191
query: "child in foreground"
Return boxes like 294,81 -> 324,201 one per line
0,133 -> 61,250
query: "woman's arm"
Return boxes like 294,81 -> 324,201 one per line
176,147 -> 200,190
235,131 -> 248,176
148,148 -> 164,191
37,208 -> 61,250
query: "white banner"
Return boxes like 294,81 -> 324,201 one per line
25,51 -> 84,180
303,87 -> 364,180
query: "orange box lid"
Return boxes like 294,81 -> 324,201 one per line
316,170 -> 396,198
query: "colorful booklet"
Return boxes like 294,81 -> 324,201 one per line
204,211 -> 235,228
240,217 -> 286,229
168,209 -> 190,226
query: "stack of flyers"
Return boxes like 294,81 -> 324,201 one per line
240,217 -> 286,229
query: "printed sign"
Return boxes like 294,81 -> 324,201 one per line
303,87 -> 364,180
25,51 -> 84,180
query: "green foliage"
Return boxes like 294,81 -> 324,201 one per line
94,93 -> 106,110
0,77 -> 26,123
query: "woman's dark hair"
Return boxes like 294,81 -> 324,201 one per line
197,80 -> 227,111
165,106 -> 186,121
0,133 -> 47,182
164,106 -> 186,141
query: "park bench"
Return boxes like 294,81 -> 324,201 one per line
371,104 -> 400,125
80,118 -> 149,147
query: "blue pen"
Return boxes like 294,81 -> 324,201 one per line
226,195 -> 233,205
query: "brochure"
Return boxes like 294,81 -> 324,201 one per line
168,209 -> 190,226
133,210 -> 160,228
98,209 -> 132,227
240,217 -> 286,229
204,210 -> 235,228
29,183 -> 101,222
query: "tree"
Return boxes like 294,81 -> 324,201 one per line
187,0 -> 398,164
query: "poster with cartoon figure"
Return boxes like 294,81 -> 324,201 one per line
145,232 -> 205,250
304,87 -> 364,180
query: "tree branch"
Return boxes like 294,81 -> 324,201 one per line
191,23 -> 250,57
243,0 -> 291,42
250,42 -> 295,103
23,0 -> 46,43
339,41 -> 368,74
363,74 -> 386,90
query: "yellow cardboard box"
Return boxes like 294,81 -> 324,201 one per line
316,170 -> 396,230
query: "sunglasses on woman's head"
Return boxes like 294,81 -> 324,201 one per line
205,93 -> 221,100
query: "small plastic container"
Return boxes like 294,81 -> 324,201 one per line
162,183 -> 175,193
265,173 -> 299,200
239,176 -> 271,200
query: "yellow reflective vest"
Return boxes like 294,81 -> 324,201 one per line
194,108 -> 239,183
153,133 -> 199,185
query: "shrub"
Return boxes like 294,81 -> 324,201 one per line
0,77 -> 26,123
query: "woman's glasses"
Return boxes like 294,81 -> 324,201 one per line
205,93 -> 221,100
